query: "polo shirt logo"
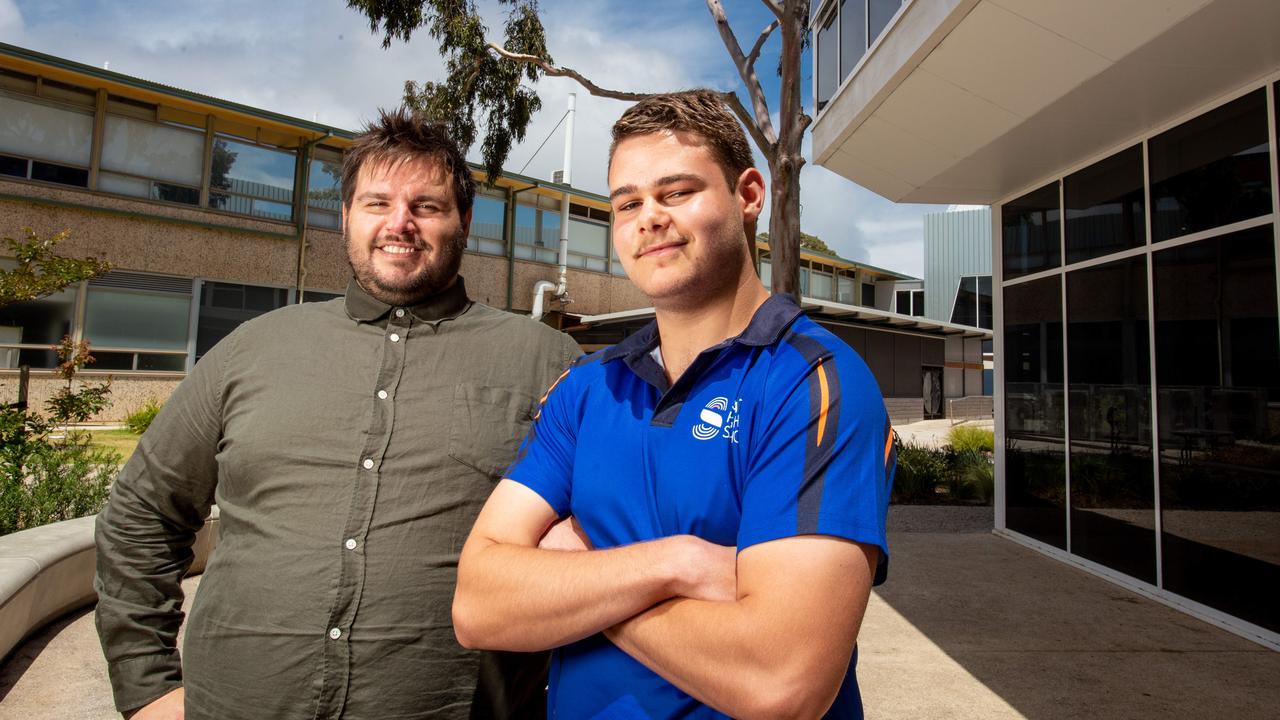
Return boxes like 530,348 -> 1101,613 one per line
693,396 -> 742,443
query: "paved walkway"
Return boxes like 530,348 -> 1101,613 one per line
2,514 -> 1277,719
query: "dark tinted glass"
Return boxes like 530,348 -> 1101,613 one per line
951,276 -> 977,326
137,353 -> 186,372
1066,257 -> 1154,583
869,0 -> 899,44
840,0 -> 867,79
911,290 -> 924,317
1149,89 -> 1271,242
1002,182 -> 1061,279
1064,145 -> 1145,263
153,182 -> 199,206
196,281 -> 290,360
92,352 -> 136,370
0,153 -> 26,178
31,161 -> 88,187
301,291 -> 342,303
1153,226 -> 1279,632
862,283 -> 876,308
977,276 -> 992,329
816,9 -> 838,110
896,290 -> 910,314
1004,276 -> 1066,548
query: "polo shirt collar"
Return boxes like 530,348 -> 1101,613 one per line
343,276 -> 472,324
600,293 -> 804,364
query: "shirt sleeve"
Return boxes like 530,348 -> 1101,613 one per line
503,362 -> 581,518
736,341 -> 893,582
93,328 -> 235,713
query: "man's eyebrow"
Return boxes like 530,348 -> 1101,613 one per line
356,191 -> 390,201
608,174 -> 705,201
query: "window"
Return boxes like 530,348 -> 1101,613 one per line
567,218 -> 609,272
1002,182 -> 1061,280
1064,145 -> 1145,263
467,192 -> 507,256
300,290 -> 342,303
809,268 -> 834,299
759,259 -> 772,288
0,271 -> 76,369
896,288 -> 924,316
513,200 -> 560,264
83,273 -> 192,372
307,146 -> 343,230
839,0 -> 866,80
99,113 -> 204,206
950,276 -> 991,328
868,0 -> 900,45
1149,89 -> 1271,243
815,7 -> 839,112
861,282 -> 876,308
209,136 -> 297,222
195,281 -> 290,361
0,92 -> 93,188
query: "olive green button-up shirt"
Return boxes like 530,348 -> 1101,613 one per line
94,278 -> 580,719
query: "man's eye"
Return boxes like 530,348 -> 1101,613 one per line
617,201 -> 639,212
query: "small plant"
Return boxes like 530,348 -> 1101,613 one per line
893,440 -> 949,504
947,424 -> 995,453
125,397 -> 163,435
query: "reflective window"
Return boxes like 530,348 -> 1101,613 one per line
869,0 -> 900,45
1064,145 -> 1146,264
862,282 -> 875,308
759,259 -> 772,288
196,281 -> 290,361
0,283 -> 76,369
1153,226 -> 1279,632
209,136 -> 297,222
816,8 -> 838,111
307,147 -> 342,230
837,274 -> 855,304
100,114 -> 204,205
513,203 -> 558,264
839,0 -> 866,80
83,282 -> 191,371
468,193 -> 506,256
1149,89 -> 1271,242
1002,182 -> 1061,280
952,277 -> 978,326
1066,256 -> 1154,583
568,218 -> 609,272
1004,276 -> 1066,549
0,93 -> 93,168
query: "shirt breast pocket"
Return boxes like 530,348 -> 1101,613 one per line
448,383 -> 537,479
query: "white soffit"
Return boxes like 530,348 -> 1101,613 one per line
815,0 -> 1279,204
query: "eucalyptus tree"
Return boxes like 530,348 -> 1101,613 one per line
347,0 -> 812,298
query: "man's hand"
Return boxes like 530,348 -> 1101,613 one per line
124,687 -> 183,720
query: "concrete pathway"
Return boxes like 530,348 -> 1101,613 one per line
894,417 -> 994,450
2,518 -> 1277,719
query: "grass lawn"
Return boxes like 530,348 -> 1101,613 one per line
88,429 -> 141,464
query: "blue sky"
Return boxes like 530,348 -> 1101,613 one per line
0,0 -> 947,276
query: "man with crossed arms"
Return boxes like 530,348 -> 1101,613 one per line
452,90 -> 896,719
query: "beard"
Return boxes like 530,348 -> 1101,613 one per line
346,225 -> 467,307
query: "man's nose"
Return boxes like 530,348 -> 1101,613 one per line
386,203 -> 417,235
638,198 -> 670,233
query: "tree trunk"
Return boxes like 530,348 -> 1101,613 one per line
769,0 -> 810,303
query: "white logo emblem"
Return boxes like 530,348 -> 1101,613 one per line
692,397 -> 742,443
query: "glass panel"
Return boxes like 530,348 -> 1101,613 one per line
977,276 -> 993,329
896,290 -> 910,314
210,136 -> 296,205
862,283 -> 875,308
84,288 -> 191,351
1004,275 -> 1066,549
0,153 -> 27,177
309,209 -> 340,230
1067,256 -> 1154,583
759,260 -> 772,288
568,218 -> 608,258
816,8 -> 838,111
951,276 -> 978,326
31,161 -> 88,187
307,153 -> 342,213
1002,182 -> 1061,280
1153,225 -> 1279,632
153,183 -> 199,206
0,94 -> 93,166
1149,89 -> 1272,243
0,284 -> 76,369
301,290 -> 342,303
137,353 -> 186,372
837,275 -> 855,303
839,0 -> 867,80
470,195 -> 505,245
1064,144 -> 1146,264
810,270 -> 833,299
101,114 -> 204,186
514,204 -> 539,246
868,0 -> 899,44
911,290 -> 925,317
98,171 -> 150,199
196,281 -> 289,360
541,209 -> 561,248
799,268 -> 810,295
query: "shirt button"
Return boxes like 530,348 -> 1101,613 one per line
345,538 -> 357,550
377,390 -> 388,399
362,458 -> 374,469
389,332 -> 400,342
395,308 -> 405,318
328,627 -> 342,640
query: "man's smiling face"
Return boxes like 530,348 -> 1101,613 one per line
343,155 -> 471,306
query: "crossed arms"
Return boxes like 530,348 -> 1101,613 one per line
452,480 -> 878,719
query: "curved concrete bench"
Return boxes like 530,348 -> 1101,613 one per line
0,507 -> 220,662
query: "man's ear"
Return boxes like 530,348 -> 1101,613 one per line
736,167 -> 767,224
460,207 -> 473,238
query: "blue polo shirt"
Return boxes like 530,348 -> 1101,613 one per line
507,294 -> 895,720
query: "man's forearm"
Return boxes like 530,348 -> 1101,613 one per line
453,534 -> 725,652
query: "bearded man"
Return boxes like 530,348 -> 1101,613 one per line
95,108 -> 578,720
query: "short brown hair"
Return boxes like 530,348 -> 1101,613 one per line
609,90 -> 755,190
341,107 -> 476,216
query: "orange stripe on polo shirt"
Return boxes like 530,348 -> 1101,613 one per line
816,360 -> 830,447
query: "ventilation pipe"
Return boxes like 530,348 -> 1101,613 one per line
530,280 -> 557,321
530,93 -> 576,321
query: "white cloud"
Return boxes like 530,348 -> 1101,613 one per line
0,0 -> 23,36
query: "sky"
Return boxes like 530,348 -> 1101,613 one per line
0,0 -> 947,277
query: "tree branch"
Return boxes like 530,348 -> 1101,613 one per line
720,92 -> 774,158
486,43 -> 655,102
747,19 -> 780,70
706,0 -> 778,148
760,0 -> 785,20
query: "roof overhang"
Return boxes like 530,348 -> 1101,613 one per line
812,0 -> 1280,205
579,298 -> 992,340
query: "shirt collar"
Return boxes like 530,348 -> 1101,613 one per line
600,293 -> 804,364
343,276 -> 472,324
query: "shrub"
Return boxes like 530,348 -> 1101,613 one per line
893,440 -> 948,504
126,398 -> 163,435
947,424 -> 995,454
